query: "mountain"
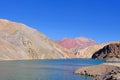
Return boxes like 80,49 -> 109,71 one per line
92,42 -> 120,60
0,19 -> 75,60
56,37 -> 98,49
75,43 -> 106,58
56,37 -> 98,55
75,41 -> 120,58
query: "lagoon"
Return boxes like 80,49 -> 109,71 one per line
0,59 -> 104,80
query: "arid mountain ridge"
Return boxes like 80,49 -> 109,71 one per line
0,19 -> 119,60
57,36 -> 120,59
57,37 -> 98,49
75,41 -> 120,58
56,37 -> 98,55
92,42 -> 120,60
0,19 -> 75,60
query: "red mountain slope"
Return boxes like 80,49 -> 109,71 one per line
57,37 -> 98,49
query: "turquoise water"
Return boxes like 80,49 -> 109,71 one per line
0,58 -> 104,80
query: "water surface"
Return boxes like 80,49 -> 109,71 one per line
0,58 -> 104,80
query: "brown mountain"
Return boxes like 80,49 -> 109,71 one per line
57,37 -> 98,49
75,41 -> 120,58
0,19 -> 75,60
92,42 -> 120,60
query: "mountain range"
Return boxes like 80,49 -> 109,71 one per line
0,19 -> 119,60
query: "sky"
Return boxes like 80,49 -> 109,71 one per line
0,0 -> 120,43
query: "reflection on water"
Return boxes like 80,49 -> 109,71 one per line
0,58 -> 104,80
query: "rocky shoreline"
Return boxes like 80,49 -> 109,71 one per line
74,63 -> 120,80
74,42 -> 120,80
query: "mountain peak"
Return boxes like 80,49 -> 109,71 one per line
0,19 -> 18,30
0,19 -> 10,22
57,37 -> 98,49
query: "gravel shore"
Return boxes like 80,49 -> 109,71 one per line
74,63 -> 120,80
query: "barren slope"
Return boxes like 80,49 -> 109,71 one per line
75,42 -> 120,58
0,19 -> 75,60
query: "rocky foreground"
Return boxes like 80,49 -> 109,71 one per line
75,64 -> 120,80
74,42 -> 120,80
